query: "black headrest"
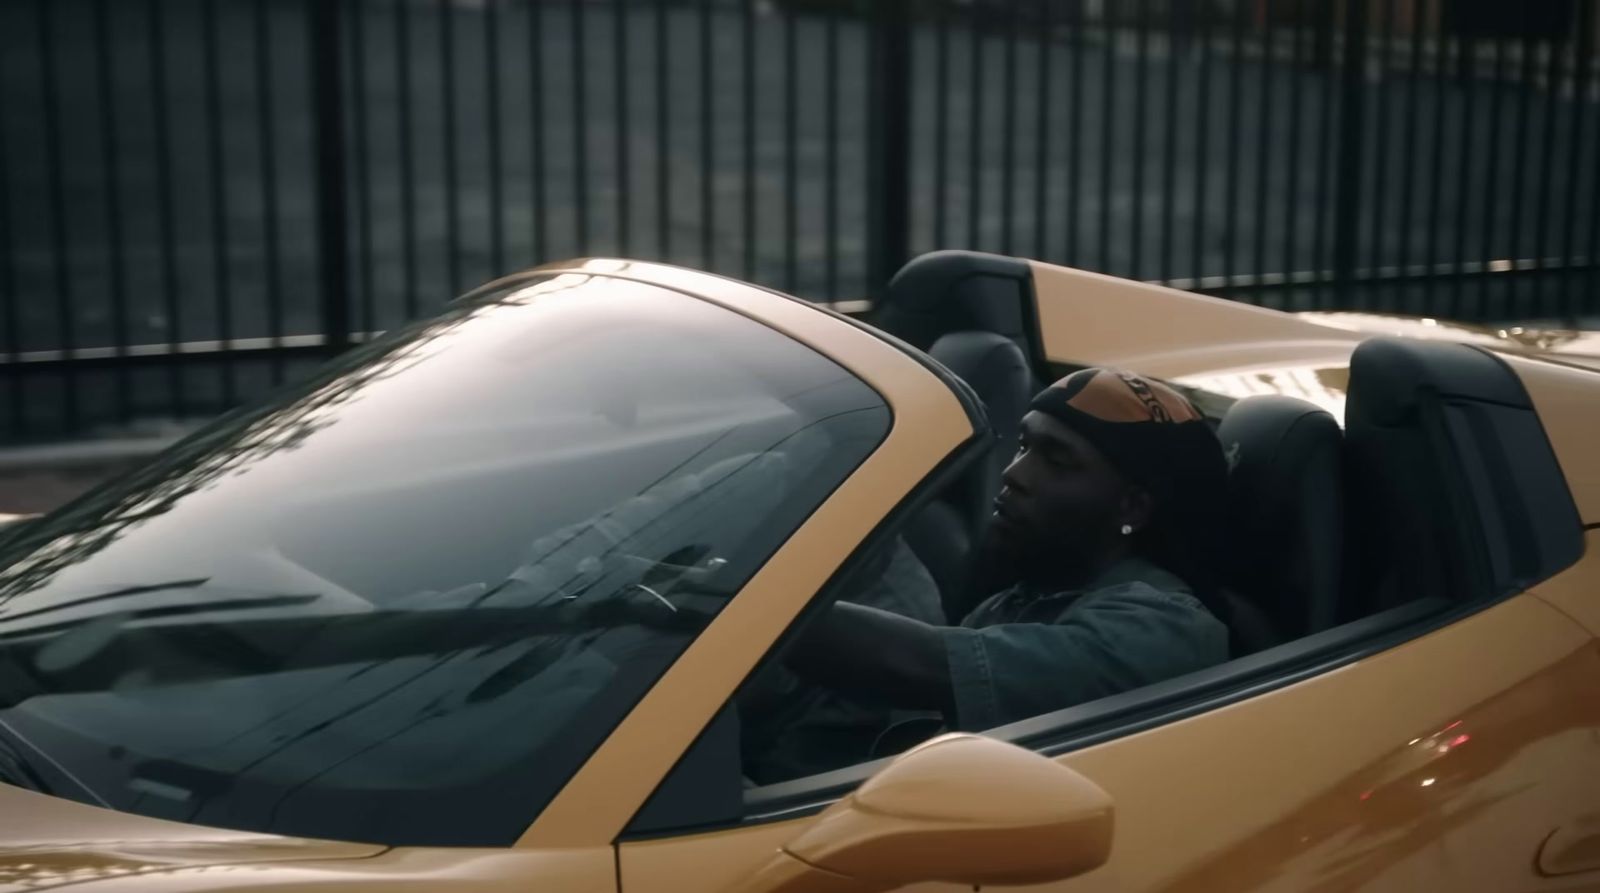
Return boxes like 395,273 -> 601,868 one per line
874,251 -> 1037,355
1216,396 -> 1343,640
905,331 -> 1035,622
928,331 -> 1034,447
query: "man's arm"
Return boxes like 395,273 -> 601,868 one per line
782,601 -> 955,714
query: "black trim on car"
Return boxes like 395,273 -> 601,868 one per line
868,250 -> 1052,388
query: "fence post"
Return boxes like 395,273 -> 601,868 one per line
311,0 -> 350,351
868,0 -> 912,300
1330,0 -> 1370,304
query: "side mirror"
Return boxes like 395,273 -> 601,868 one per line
732,734 -> 1114,893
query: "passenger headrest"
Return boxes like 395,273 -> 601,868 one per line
1216,395 -> 1343,640
927,331 -> 1035,448
905,331 -> 1035,621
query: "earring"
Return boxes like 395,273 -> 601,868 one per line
1120,524 -> 1134,536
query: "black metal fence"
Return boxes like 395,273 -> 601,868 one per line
2,0 -> 1598,442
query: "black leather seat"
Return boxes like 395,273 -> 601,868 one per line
903,331 -> 1035,623
1215,395 -> 1344,652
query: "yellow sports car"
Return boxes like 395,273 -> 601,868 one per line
0,251 -> 1596,892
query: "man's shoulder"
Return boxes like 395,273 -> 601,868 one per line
1076,577 -> 1211,616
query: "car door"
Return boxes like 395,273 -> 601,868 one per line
605,575 -> 1600,893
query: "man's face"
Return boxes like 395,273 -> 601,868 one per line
988,411 -> 1139,582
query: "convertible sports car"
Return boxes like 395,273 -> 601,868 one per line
0,251 -> 1596,892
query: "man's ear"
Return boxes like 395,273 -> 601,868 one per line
1120,486 -> 1154,534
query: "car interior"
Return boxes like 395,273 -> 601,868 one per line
623,250 -> 1588,837
869,249 -> 1583,654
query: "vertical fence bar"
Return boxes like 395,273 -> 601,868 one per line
655,0 -> 670,260
1097,8 -> 1117,273
700,0 -> 715,268
1158,0 -> 1179,284
868,0 -> 911,296
399,0 -> 419,316
147,0 -> 181,415
1532,29 -> 1567,316
1476,34 -> 1507,318
350,0 -> 373,340
1033,0 -> 1054,261
572,0 -> 591,252
1589,23 -> 1600,314
0,67 -> 18,435
784,6 -> 797,291
1281,4 -> 1307,304
255,0 -> 285,380
440,0 -> 462,291
312,0 -> 350,350
614,0 -> 631,257
741,0 -> 755,278
1222,0 -> 1245,288
1506,28 -> 1541,315
1129,0 -> 1149,279
38,0 -> 77,432
201,0 -> 235,403
1450,31 -> 1479,319
1310,0 -> 1340,308
1560,1 -> 1595,319
1422,21 -> 1451,315
1252,3 -> 1275,300
1189,5 -> 1212,284
96,0 -> 133,418
967,18 -> 985,248
486,0 -> 506,275
1330,0 -> 1369,306
825,7 -> 839,295
933,3 -> 950,248
1000,0 -> 1019,256
1390,0 -> 1425,312
1065,2 -> 1083,264
1366,0 -> 1396,310
528,0 -> 548,265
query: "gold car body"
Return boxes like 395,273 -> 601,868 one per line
2,258 -> 1597,892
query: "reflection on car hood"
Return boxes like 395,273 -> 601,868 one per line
1297,312 -> 1600,371
0,782 -> 384,890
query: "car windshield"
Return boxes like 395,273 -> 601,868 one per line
0,273 -> 890,847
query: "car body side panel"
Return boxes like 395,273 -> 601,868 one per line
621,589 -> 1600,892
1530,533 -> 1600,640
44,846 -> 617,893
1050,582 -> 1600,892
518,262 -> 975,848
1503,355 -> 1600,527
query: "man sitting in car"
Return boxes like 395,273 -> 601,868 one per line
784,367 -> 1231,734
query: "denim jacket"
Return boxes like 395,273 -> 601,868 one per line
942,557 -> 1228,731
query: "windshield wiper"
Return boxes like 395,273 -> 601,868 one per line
0,578 -> 210,626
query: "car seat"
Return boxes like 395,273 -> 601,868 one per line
903,331 -> 1035,623
1215,395 -> 1344,652
1340,337 -> 1582,619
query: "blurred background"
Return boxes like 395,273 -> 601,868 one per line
0,0 -> 1597,469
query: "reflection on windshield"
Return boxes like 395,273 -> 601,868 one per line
0,274 -> 891,847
